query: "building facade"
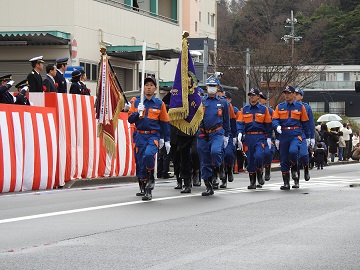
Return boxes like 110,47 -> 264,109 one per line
0,0 -> 182,95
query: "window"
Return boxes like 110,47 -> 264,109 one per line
329,101 -> 345,115
344,72 -> 350,81
199,11 -> 201,22
309,102 -> 325,113
208,12 -> 210,24
80,61 -> 98,81
320,72 -> 326,81
195,21 -> 197,32
336,73 -> 344,81
211,14 -> 215,27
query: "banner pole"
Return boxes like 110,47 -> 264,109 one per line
140,41 -> 146,117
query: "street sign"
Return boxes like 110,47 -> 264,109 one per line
64,66 -> 83,79
71,39 -> 78,59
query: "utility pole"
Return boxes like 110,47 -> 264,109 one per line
203,38 -> 209,84
245,48 -> 250,105
282,10 -> 302,65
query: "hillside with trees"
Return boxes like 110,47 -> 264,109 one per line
217,0 -> 360,104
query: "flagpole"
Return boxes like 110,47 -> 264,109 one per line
107,59 -> 129,104
140,41 -> 146,117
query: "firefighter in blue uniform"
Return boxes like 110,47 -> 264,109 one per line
0,74 -> 16,104
272,85 -> 310,190
237,88 -> 273,189
128,76 -> 170,201
259,91 -> 274,181
197,77 -> 230,196
293,88 -> 315,186
220,91 -> 238,188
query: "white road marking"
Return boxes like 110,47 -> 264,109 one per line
0,177 -> 359,225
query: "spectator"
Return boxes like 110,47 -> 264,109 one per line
351,143 -> 360,161
352,132 -> 359,150
314,142 -> 326,169
43,64 -> 57,92
337,131 -> 345,161
341,123 -> 352,161
327,128 -> 339,162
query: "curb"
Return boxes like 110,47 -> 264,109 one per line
63,176 -> 138,189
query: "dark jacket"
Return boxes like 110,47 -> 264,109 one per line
0,84 -> 14,104
54,70 -> 67,93
314,147 -> 326,164
327,131 -> 339,154
69,81 -> 83,95
43,75 -> 57,92
27,69 -> 43,92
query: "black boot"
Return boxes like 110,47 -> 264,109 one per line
291,164 -> 299,181
136,179 -> 145,196
280,173 -> 290,190
264,165 -> 271,181
219,164 -> 226,181
192,170 -> 201,186
202,177 -> 214,196
256,168 -> 265,187
219,174 -> 227,188
227,165 -> 234,182
304,165 -> 310,181
142,170 -> 155,201
292,178 -> 299,188
174,174 -> 182,189
212,166 -> 220,189
247,173 -> 256,189
181,178 -> 192,193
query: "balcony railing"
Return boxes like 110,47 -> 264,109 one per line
306,81 -> 355,90
95,0 -> 178,24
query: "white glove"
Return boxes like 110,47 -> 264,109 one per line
310,138 -> 315,148
165,141 -> 171,154
159,138 -> 164,149
306,138 -> 310,147
7,80 -> 14,86
238,140 -> 243,150
233,137 -> 237,146
138,103 -> 144,114
124,102 -> 131,111
275,139 -> 280,149
267,138 -> 272,149
276,126 -> 282,134
223,136 -> 229,148
237,133 -> 242,142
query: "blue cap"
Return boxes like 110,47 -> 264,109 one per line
259,91 -> 267,99
283,85 -> 295,93
224,92 -> 232,99
56,57 -> 69,64
206,77 -> 220,85
248,88 -> 260,96
295,88 -> 304,96
144,75 -> 157,86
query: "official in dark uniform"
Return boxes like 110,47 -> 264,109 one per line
0,74 -> 15,104
69,70 -> 83,94
15,79 -> 31,105
79,69 -> 91,95
27,56 -> 44,92
54,57 -> 68,93
43,64 -> 58,92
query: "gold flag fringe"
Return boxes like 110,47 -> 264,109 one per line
170,103 -> 203,136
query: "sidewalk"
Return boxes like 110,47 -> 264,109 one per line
63,158 -> 358,189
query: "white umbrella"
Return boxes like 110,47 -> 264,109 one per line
317,113 -> 342,122
326,120 -> 342,129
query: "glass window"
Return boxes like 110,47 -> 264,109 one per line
329,101 -> 345,114
195,21 -> 197,32
309,102 -> 325,113
211,14 -> 215,27
199,11 -> 201,22
80,61 -> 98,82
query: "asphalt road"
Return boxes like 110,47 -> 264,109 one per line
1,163 -> 360,270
